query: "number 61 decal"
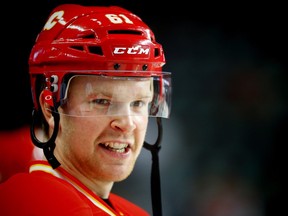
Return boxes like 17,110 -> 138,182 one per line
105,14 -> 133,24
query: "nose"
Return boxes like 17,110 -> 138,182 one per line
110,115 -> 137,133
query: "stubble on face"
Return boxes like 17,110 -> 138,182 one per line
55,113 -> 148,183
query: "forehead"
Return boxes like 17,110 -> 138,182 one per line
66,75 -> 153,98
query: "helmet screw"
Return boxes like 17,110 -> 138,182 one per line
142,64 -> 148,71
114,63 -> 120,70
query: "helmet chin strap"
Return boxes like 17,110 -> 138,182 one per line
30,108 -> 61,169
144,117 -> 163,216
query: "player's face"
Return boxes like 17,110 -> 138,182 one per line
54,75 -> 153,183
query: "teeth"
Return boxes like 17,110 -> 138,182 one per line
103,142 -> 128,152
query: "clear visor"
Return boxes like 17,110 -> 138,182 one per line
54,73 -> 171,118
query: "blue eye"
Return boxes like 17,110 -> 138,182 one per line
131,100 -> 145,107
91,99 -> 111,106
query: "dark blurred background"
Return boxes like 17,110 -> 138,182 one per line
1,1 -> 286,215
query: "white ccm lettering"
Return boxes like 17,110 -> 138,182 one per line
114,46 -> 150,55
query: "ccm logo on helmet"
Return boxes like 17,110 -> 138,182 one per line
113,45 -> 149,55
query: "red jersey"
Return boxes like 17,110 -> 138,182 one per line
0,126 -> 34,183
0,160 -> 150,216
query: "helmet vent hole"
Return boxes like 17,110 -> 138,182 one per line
70,45 -> 85,51
108,30 -> 142,36
88,46 -> 103,56
82,33 -> 96,39
154,48 -> 160,57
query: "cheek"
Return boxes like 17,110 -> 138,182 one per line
135,115 -> 149,128
59,116 -> 103,143
58,118 -> 103,159
136,117 -> 149,139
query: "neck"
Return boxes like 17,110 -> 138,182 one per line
55,159 -> 114,199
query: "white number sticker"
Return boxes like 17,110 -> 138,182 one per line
105,14 -> 133,24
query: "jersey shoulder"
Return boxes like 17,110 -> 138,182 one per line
0,172 -> 93,215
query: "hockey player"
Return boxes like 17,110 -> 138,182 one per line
0,4 -> 171,216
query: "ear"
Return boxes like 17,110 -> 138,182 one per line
39,89 -> 55,129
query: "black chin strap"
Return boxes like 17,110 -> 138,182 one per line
144,117 -> 163,216
30,109 -> 61,169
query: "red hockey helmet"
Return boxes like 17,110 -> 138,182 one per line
29,4 -> 171,118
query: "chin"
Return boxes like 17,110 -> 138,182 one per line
110,170 -> 133,182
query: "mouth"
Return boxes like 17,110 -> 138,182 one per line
100,142 -> 129,153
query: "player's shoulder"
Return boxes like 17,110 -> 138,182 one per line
0,172 -> 92,215
109,193 -> 150,216
0,171 -> 80,198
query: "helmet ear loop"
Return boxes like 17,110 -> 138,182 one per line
30,91 -> 61,169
